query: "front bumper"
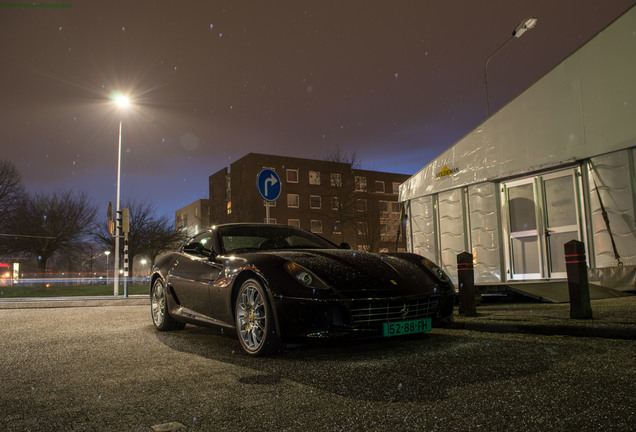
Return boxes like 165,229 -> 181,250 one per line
272,291 -> 454,340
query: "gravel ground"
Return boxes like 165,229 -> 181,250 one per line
1,301 -> 635,431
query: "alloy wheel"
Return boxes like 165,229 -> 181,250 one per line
236,280 -> 267,352
151,280 -> 166,328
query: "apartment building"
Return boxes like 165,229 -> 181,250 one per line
175,199 -> 211,238
204,153 -> 410,252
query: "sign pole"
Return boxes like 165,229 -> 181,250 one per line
257,168 -> 281,224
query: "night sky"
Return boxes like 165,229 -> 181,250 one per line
2,0 -> 634,218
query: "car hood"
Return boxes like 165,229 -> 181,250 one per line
267,249 -> 440,298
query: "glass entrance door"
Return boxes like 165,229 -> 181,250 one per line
542,171 -> 582,278
503,168 -> 583,280
506,179 -> 542,279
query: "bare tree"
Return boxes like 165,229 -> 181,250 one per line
5,190 -> 97,274
354,211 -> 401,252
321,148 -> 403,252
322,146 -> 362,245
94,199 -> 185,276
137,214 -> 185,269
77,242 -> 104,274
0,160 -> 25,231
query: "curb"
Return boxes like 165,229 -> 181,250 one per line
0,296 -> 149,309
451,320 -> 636,340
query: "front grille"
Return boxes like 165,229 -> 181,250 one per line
350,296 -> 439,328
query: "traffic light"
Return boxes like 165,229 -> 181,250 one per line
116,208 -> 130,235
121,208 -> 130,234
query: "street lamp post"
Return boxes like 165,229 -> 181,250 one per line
112,92 -> 129,296
105,250 -> 111,282
484,17 -> 538,116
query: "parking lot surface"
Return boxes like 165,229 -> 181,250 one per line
1,299 -> 635,431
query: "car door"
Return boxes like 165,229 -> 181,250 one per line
169,233 -> 222,318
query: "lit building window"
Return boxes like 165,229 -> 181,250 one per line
309,171 -> 320,185
355,176 -> 367,192
286,169 -> 299,183
287,194 -> 299,208
332,220 -> 341,234
330,173 -> 342,187
311,220 -> 323,233
391,201 -> 401,220
357,199 -> 367,212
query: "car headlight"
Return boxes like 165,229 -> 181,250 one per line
284,262 -> 330,290
422,258 -> 450,282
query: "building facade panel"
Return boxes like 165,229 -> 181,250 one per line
468,182 -> 501,283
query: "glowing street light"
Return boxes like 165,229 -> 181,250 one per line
484,17 -> 538,116
114,94 -> 129,108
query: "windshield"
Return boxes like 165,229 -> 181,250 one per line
218,224 -> 338,254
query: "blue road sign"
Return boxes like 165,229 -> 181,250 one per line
257,168 -> 281,201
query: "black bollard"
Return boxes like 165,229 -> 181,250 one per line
457,252 -> 476,316
564,240 -> 593,319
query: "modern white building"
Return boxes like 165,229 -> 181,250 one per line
400,6 -> 636,294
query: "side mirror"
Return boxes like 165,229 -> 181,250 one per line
183,242 -> 215,258
339,242 -> 351,250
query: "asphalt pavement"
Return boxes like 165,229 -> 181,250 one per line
1,293 -> 635,340
2,293 -> 635,431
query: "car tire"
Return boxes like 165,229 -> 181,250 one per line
151,278 -> 185,331
235,278 -> 280,356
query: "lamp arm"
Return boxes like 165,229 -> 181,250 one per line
484,35 -> 514,116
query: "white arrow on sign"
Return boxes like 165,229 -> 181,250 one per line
264,175 -> 278,196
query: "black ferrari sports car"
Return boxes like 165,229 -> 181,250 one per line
150,223 -> 455,356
